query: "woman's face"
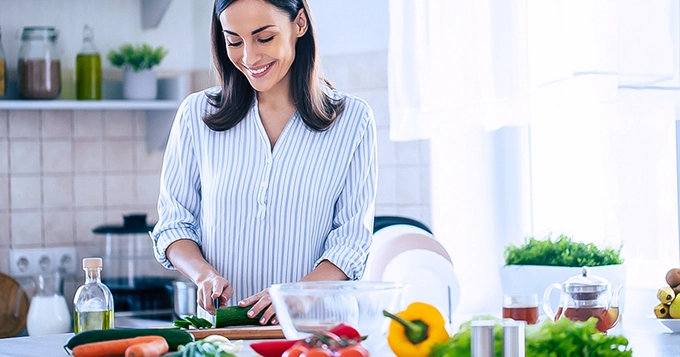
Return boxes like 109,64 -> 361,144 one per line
219,0 -> 307,94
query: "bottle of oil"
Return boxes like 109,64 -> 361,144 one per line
75,24 -> 102,100
73,257 -> 114,333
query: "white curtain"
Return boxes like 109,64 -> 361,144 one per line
389,0 -> 680,321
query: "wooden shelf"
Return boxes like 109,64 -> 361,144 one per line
0,99 -> 180,111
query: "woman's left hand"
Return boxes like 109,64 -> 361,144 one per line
239,289 -> 278,325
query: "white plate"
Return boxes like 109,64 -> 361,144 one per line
657,318 -> 680,333
382,249 -> 461,324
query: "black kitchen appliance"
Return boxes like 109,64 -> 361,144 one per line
92,213 -> 177,320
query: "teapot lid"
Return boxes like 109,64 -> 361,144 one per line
563,267 -> 610,295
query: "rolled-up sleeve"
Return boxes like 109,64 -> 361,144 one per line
151,95 -> 203,269
317,106 -> 378,280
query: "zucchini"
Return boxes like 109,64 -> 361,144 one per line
64,327 -> 194,353
215,305 -> 265,327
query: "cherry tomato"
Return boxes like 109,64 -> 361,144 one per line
282,342 -> 310,357
302,349 -> 334,357
337,344 -> 370,357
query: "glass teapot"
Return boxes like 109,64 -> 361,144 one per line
542,267 -> 622,333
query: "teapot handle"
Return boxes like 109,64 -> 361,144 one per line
542,283 -> 562,321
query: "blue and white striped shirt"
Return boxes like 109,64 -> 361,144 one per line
151,87 -> 377,304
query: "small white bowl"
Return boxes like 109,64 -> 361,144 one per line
657,318 -> 680,333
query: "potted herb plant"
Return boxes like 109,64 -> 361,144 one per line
500,234 -> 626,318
108,43 -> 168,100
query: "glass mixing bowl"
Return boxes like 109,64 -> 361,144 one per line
269,281 -> 407,352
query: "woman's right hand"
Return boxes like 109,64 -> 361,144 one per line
196,271 -> 234,315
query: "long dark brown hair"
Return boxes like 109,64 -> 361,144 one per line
205,0 -> 344,132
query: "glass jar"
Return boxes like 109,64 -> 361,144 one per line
18,26 -> 61,99
26,271 -> 71,336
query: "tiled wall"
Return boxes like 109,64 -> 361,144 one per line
322,51 -> 432,225
0,50 -> 432,279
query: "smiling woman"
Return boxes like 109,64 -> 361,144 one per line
150,0 -> 378,329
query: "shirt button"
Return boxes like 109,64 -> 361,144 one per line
266,157 -> 272,164
261,181 -> 268,189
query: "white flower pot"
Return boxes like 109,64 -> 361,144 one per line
123,69 -> 157,100
499,264 -> 627,319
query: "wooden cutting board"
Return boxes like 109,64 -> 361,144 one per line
188,325 -> 286,340
0,272 -> 30,338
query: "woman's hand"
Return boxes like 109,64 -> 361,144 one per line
239,289 -> 278,325
196,271 -> 234,315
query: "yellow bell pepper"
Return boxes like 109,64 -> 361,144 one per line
383,302 -> 450,357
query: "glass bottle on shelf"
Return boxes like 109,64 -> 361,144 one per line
73,257 -> 114,333
76,24 -> 102,100
0,25 -> 6,98
18,26 -> 61,99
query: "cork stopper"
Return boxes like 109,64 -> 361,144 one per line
82,257 -> 102,269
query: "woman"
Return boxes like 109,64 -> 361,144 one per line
151,0 -> 377,325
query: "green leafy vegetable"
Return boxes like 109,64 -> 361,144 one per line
428,317 -> 632,357
525,318 -> 631,357
108,43 -> 168,72
504,234 -> 623,267
175,335 -> 243,357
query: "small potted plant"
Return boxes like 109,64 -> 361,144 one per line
500,234 -> 626,315
108,43 -> 168,100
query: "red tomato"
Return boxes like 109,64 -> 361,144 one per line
302,349 -> 333,357
337,344 -> 369,357
282,342 -> 310,357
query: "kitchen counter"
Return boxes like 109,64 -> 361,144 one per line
0,326 -> 678,356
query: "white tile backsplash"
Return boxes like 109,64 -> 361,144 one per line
104,141 -> 135,172
42,141 -> 73,173
104,111 -> 135,137
105,175 -> 136,206
44,211 -> 75,245
396,166 -> 422,205
73,111 -> 104,138
74,141 -> 104,173
9,111 -> 40,139
135,174 -> 161,206
43,176 -> 74,209
377,128 -> 397,166
136,142 -> 164,173
11,211 -> 42,247
75,209 -> 106,243
10,141 -> 41,174
0,111 -> 8,138
376,166 -> 397,205
395,140 -> 421,166
0,213 -> 9,248
74,175 -> 104,208
0,142 -> 7,175
10,176 -> 41,210
42,111 -> 73,138
0,177 -> 8,211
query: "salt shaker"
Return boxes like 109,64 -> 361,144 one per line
503,320 -> 526,357
471,320 -> 496,357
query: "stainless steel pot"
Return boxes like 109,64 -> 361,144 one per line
173,280 -> 197,318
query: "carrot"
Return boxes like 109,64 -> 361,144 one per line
125,336 -> 168,357
72,335 -> 165,357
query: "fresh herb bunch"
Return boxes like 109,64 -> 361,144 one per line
107,43 -> 168,72
504,234 -> 623,267
429,317 -> 632,357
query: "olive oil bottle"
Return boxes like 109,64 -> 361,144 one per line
0,25 -> 6,98
73,257 -> 114,333
75,24 -> 102,100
